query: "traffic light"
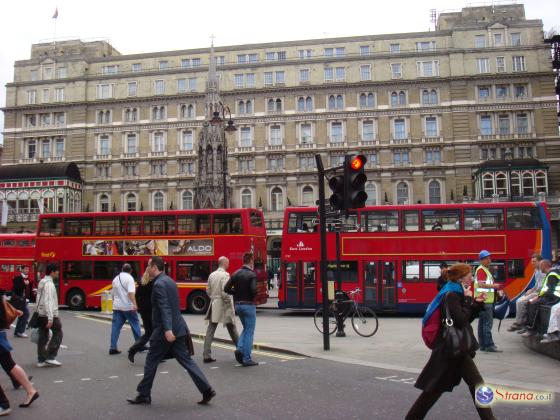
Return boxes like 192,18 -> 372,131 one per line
344,154 -> 368,209
328,174 -> 345,211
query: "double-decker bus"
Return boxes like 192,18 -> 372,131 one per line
35,208 -> 268,312
0,234 -> 36,296
279,202 -> 552,313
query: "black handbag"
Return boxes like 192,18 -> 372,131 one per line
27,286 -> 45,329
442,294 -> 478,358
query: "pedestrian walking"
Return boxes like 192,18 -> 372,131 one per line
508,254 -> 544,332
436,263 -> 449,292
36,263 -> 63,367
127,256 -> 215,406
474,250 -> 503,352
406,263 -> 495,420
224,252 -> 258,367
128,260 -> 154,363
0,297 -> 39,409
11,266 -> 30,338
203,257 -> 239,363
109,264 -> 141,355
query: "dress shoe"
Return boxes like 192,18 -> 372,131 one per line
197,388 -> 216,405
234,350 -> 243,364
127,395 -> 151,405
242,360 -> 259,367
128,350 -> 135,363
203,358 -> 216,364
109,349 -> 121,355
19,391 -> 39,408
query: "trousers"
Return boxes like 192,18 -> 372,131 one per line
137,336 -> 211,398
37,316 -> 63,362
515,293 -> 536,325
203,322 -> 239,359
477,303 -> 495,349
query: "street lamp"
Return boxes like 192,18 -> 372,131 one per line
210,103 -> 237,208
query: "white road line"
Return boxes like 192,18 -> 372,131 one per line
135,374 -> 144,377
109,376 -> 119,379
160,371 -> 168,374
376,375 -> 398,380
54,380 -> 64,383
60,345 -> 68,349
81,378 -> 91,381
210,367 -> 219,369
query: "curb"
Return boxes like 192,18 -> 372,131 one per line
79,312 -> 307,358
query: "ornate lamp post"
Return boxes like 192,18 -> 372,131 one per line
210,105 -> 237,208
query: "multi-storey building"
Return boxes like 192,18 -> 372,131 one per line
1,4 -> 559,253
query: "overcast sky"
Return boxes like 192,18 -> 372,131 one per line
1,0 -> 558,145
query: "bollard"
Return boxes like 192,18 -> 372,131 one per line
101,290 -> 113,314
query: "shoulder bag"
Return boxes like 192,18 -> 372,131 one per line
442,294 -> 477,358
1,297 -> 19,329
27,284 -> 45,329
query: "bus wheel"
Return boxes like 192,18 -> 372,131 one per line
187,292 -> 209,315
66,289 -> 85,310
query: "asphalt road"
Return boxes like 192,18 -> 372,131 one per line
3,311 -> 559,419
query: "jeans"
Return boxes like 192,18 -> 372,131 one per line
14,301 -> 29,335
478,303 -> 495,349
37,316 -> 63,362
110,310 -> 141,350
235,304 -> 256,363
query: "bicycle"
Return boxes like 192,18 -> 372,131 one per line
313,288 -> 379,337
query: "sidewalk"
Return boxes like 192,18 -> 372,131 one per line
85,296 -> 560,393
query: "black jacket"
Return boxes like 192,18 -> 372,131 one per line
224,266 -> 257,303
136,280 -> 154,316
415,292 -> 482,393
12,274 -> 27,298
150,273 -> 188,340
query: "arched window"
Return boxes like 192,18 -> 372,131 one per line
302,186 -> 314,206
496,172 -> 507,196
246,100 -> 252,114
187,104 -> 194,118
241,188 -> 252,208
428,180 -> 441,204
276,98 -> 282,112
360,93 -> 367,108
430,89 -> 438,104
126,193 -> 137,212
535,170 -> 547,194
391,92 -> 398,107
396,182 -> 409,205
271,187 -> 284,211
297,97 -> 305,111
511,171 -> 521,197
238,101 -> 245,114
153,191 -> 164,211
336,95 -> 343,109
522,171 -> 534,196
180,104 -> 187,118
367,93 -> 374,107
267,99 -> 275,112
328,95 -> 336,109
305,96 -> 313,111
365,183 -> 377,205
422,89 -> 430,105
482,173 -> 494,198
99,193 -> 109,212
399,91 -> 406,105
182,191 -> 193,209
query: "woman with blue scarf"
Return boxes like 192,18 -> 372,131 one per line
406,263 -> 495,420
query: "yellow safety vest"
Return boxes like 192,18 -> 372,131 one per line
538,271 -> 560,298
474,265 -> 495,304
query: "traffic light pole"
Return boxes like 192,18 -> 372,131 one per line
315,154 -> 330,351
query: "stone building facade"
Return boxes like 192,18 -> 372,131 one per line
1,4 -> 559,251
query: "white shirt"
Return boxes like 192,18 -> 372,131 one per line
111,272 -> 136,311
37,275 -> 59,321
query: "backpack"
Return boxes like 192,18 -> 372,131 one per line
421,306 -> 442,349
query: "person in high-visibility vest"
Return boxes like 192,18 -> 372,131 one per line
522,259 -> 560,338
474,250 -> 504,352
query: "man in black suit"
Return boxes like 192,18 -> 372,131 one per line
127,256 -> 215,405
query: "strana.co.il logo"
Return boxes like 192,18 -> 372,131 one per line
476,385 -> 495,406
289,241 -> 313,252
475,383 -> 553,406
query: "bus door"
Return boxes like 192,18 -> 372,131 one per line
283,261 -> 316,308
363,260 -> 397,310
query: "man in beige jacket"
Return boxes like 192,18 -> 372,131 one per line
203,256 -> 239,363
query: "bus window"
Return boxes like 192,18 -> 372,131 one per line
63,261 -> 93,280
214,214 -> 243,234
422,210 -> 460,231
196,215 -> 211,234
344,212 -> 359,232
176,261 -> 211,282
288,212 -> 317,233
144,215 -> 176,235
178,215 -> 196,234
402,261 -> 421,281
506,208 -> 542,230
127,216 -> 142,235
93,261 -> 141,281
327,261 -> 358,282
39,217 -> 63,236
464,208 -> 504,230
16,240 -> 33,247
423,260 -> 460,282
64,218 -> 93,236
1,240 -> 15,246
362,211 -> 398,232
403,211 -> 419,231
95,217 -> 125,236
471,260 -> 506,282
507,259 -> 525,278
250,211 -> 263,227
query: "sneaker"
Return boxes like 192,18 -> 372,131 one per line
109,349 -> 121,355
242,360 -> 259,367
485,346 -> 503,353
0,407 -> 11,416
234,350 -> 243,364
45,359 -> 62,366
36,362 -> 47,368
14,332 -> 28,338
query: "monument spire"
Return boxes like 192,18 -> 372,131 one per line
205,35 -> 220,119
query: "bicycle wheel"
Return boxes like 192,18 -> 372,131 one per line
314,307 -> 337,335
351,307 -> 379,337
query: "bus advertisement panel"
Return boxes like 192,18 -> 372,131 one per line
35,209 -> 268,313
279,202 -> 551,313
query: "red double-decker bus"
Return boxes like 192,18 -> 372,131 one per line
279,202 -> 552,313
0,234 -> 36,295
35,208 -> 268,312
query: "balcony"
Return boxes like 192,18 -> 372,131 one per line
94,154 -> 112,161
296,142 -> 316,150
234,146 -> 256,153
327,141 -> 348,149
121,152 -> 139,159
390,138 -> 411,145
359,139 -> 379,146
421,137 -> 443,143
149,151 -> 167,158
176,149 -> 195,156
265,144 -> 285,152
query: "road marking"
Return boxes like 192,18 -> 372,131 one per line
60,345 -> 68,349
109,376 -> 119,379
54,380 -> 64,383
376,375 -> 398,380
210,367 -> 219,369
135,374 -> 144,377
81,378 -> 91,381
160,371 -> 168,374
